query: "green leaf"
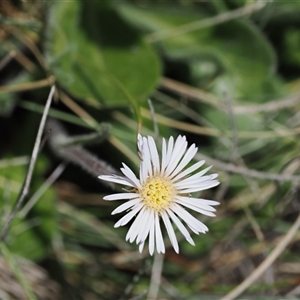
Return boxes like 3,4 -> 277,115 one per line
206,19 -> 277,100
46,0 -> 161,123
118,4 -> 277,101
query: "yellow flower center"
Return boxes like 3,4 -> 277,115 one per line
140,176 -> 175,212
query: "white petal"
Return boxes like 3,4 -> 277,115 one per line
111,198 -> 141,215
194,166 -> 213,178
142,137 -> 153,177
103,193 -> 139,201
98,175 -> 134,187
174,199 -> 216,217
165,136 -> 187,176
148,136 -> 160,175
137,134 -> 143,157
179,180 -> 219,194
114,203 -> 143,227
176,196 -> 219,209
174,174 -> 216,189
139,152 -> 148,185
210,174 -> 218,180
126,207 -> 147,242
161,211 -> 179,253
162,136 -> 174,173
169,143 -> 197,178
171,160 -> 205,182
136,210 -> 153,244
155,213 -> 165,254
161,138 -> 167,173
121,163 -> 141,189
166,209 -> 195,246
172,203 -> 208,233
139,241 -> 145,253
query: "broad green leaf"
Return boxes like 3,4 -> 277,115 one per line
46,0 -> 161,122
118,4 -> 277,101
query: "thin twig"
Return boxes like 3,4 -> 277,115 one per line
129,290 -> 148,300
147,253 -> 164,300
223,90 -> 265,243
59,91 -> 99,129
19,162 -> 67,218
224,90 -> 239,163
161,77 -> 221,108
234,93 -> 300,114
141,107 -> 220,137
0,50 -> 16,71
142,107 -> 300,139
120,261 -> 147,300
221,213 -> 300,300
148,99 -> 159,140
196,153 -> 300,183
0,77 -> 54,93
286,285 -> 300,297
0,15 -> 42,29
160,277 -> 182,299
0,156 -> 29,168
154,90 -> 211,128
161,77 -> 300,115
10,47 -> 37,73
10,28 -> 47,73
56,123 -> 111,147
145,1 -> 267,43
0,86 -> 55,240
39,128 -> 52,151
109,135 -> 140,166
59,202 -> 131,251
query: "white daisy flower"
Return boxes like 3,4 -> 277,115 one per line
99,135 -> 219,255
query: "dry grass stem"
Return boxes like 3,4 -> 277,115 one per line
145,1 -> 267,43
162,77 -> 300,115
141,107 -> 220,137
233,93 -> 300,114
19,162 -> 67,218
59,91 -> 99,129
13,51 -> 37,73
0,50 -> 16,71
142,107 -> 300,139
0,86 -> 55,240
10,27 -> 48,72
0,156 -> 29,168
221,213 -> 300,300
109,136 -> 140,166
58,202 -> 131,251
0,77 -> 54,93
161,77 -> 221,108
148,99 -> 159,140
196,153 -> 300,182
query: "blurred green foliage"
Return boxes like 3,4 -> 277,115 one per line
1,0 -> 300,299
46,0 -> 161,123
